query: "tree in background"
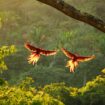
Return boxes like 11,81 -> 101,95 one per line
37,0 -> 105,33
0,45 -> 16,85
0,45 -> 16,73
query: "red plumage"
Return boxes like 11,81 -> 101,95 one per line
61,48 -> 95,72
25,43 -> 57,65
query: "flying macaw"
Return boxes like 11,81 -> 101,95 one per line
61,48 -> 95,72
25,43 -> 58,65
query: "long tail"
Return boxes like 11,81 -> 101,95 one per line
28,53 -> 40,65
66,60 -> 78,73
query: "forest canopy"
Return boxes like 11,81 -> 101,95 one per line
0,0 -> 105,105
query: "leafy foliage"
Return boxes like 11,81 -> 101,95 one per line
0,0 -> 105,104
0,77 -> 64,105
0,69 -> 105,105
43,83 -> 70,105
0,0 -> 105,87
0,45 -> 16,73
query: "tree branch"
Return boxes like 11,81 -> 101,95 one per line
37,0 -> 105,33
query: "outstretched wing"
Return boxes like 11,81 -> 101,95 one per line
25,43 -> 57,56
61,48 -> 76,59
77,55 -> 95,62
40,49 -> 57,56
24,43 -> 39,52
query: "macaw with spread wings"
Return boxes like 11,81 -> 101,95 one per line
61,48 -> 95,73
25,43 -> 58,65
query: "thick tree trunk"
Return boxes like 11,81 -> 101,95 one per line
37,0 -> 105,33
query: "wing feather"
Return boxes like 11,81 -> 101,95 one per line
77,55 -> 95,62
24,43 -> 38,52
40,50 -> 57,56
61,48 -> 76,59
25,43 -> 57,56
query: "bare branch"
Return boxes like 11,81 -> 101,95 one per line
37,0 -> 105,33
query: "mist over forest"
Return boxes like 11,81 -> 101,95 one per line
0,0 -> 105,105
